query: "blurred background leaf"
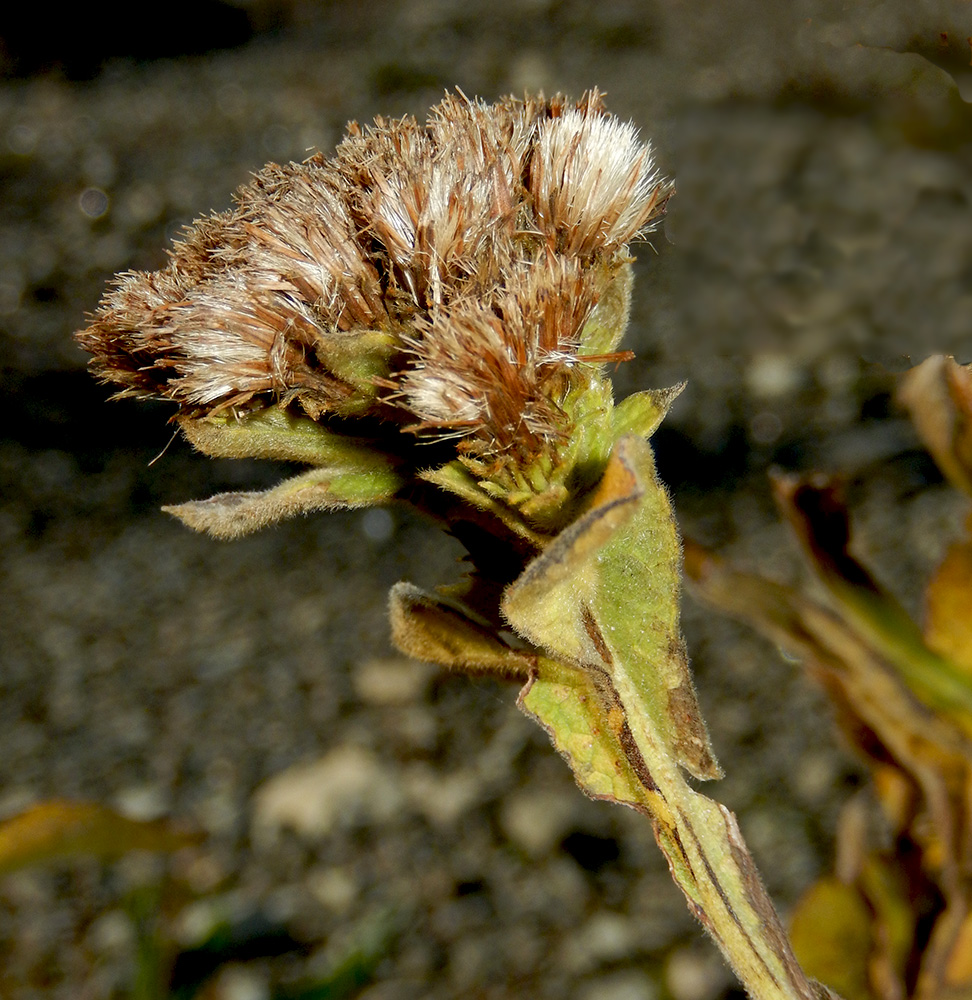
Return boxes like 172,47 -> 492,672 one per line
0,801 -> 201,874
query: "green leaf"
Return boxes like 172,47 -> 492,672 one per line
504,434 -> 719,780
611,383 -> 685,442
178,408 -> 391,469
518,655 -> 647,809
503,438 -> 825,1000
164,464 -> 403,539
274,907 -> 400,1000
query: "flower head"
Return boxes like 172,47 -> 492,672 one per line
77,90 -> 672,539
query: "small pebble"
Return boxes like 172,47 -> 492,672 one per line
251,745 -> 404,844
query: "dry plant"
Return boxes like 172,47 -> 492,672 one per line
71,89 -> 839,1000
9,90 -> 859,998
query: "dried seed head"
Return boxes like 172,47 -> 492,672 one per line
78,90 -> 671,498
530,100 -> 668,256
400,256 -> 597,460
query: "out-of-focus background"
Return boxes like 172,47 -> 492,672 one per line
1,2 -> 970,998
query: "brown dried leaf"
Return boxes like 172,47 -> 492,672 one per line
898,355 -> 972,498
684,540 -> 972,899
772,474 -> 972,725
388,582 -> 533,680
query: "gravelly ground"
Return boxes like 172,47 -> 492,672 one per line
2,2 -> 971,998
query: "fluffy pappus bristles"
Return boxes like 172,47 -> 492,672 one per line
530,95 -> 672,257
77,89 -> 670,471
398,256 -> 599,465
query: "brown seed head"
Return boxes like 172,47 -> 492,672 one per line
77,90 -> 671,473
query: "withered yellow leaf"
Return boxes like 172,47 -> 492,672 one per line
0,800 -> 200,874
944,910 -> 972,985
925,530 -> 972,676
789,877 -> 874,1000
684,538 -> 972,889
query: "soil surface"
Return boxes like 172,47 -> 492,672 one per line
1,2 -> 971,998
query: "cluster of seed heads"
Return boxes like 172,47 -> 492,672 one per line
78,90 -> 670,475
